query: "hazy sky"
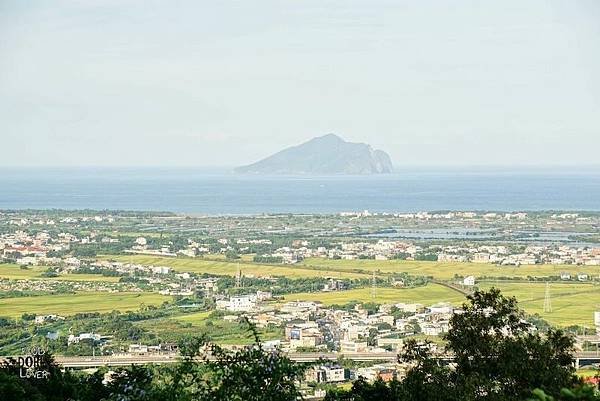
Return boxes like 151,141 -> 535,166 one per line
1,0 -> 599,167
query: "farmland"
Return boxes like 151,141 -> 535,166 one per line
170,310 -> 212,325
0,292 -> 170,318
98,255 -> 600,283
101,255 -> 369,279
151,311 -> 282,345
88,256 -> 600,327
281,283 -> 466,306
300,258 -> 600,280
478,281 -> 600,327
281,281 -> 600,327
0,263 -> 120,282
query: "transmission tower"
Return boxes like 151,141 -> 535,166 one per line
235,263 -> 242,289
371,271 -> 377,300
543,282 -> 552,313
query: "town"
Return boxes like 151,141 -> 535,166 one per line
1,209 -> 600,393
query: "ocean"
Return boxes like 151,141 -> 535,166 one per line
0,167 -> 599,215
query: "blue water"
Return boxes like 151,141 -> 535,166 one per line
0,168 -> 599,214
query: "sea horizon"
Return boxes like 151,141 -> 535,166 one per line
1,167 -> 599,215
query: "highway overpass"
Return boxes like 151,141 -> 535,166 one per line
3,351 -> 598,369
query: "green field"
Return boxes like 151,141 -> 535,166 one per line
3,256 -> 598,328
0,292 -> 170,318
281,283 -> 466,306
0,264 -> 120,282
301,258 -> 600,280
149,311 -> 282,345
280,281 -> 600,327
170,310 -> 212,325
101,255 -> 368,279
479,281 -> 600,327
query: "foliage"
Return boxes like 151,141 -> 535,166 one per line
326,288 -> 579,401
0,320 -> 308,401
0,289 -> 586,401
527,386 -> 600,401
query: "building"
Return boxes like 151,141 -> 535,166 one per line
323,365 -> 346,382
377,337 -> 404,350
340,340 -> 368,353
227,295 -> 257,312
306,365 -> 346,383
463,276 -> 475,286
129,344 -> 149,354
286,321 -> 323,349
394,303 -> 423,313
34,314 -> 64,324
577,273 -> 589,282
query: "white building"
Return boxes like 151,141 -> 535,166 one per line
340,340 -> 368,353
463,276 -> 476,286
228,295 -> 257,312
323,365 -> 346,382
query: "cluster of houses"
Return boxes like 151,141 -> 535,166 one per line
252,240 -> 600,269
213,294 -> 455,355
440,245 -> 600,267
3,221 -> 600,271
304,362 -> 401,386
338,210 -> 589,222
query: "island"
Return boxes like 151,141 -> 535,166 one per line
234,134 -> 394,175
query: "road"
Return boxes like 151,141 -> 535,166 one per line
3,351 -> 599,369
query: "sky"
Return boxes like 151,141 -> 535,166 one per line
1,0 -> 599,168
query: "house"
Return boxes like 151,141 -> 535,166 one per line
255,290 -> 272,301
306,365 -> 347,383
129,344 -> 149,354
323,365 -> 346,382
422,323 -> 446,336
340,340 -> 368,353
46,331 -> 60,340
472,253 -> 491,263
463,276 -> 475,286
394,303 -> 423,313
286,322 -> 323,349
355,365 -> 398,383
323,278 -> 347,291
377,369 -> 396,382
34,314 -> 65,325
218,295 -> 257,312
377,337 -> 404,350
16,256 -> 38,266
68,333 -> 103,345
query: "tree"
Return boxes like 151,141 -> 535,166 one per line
527,386 -> 600,401
0,320 -> 308,401
444,288 -> 578,401
328,288 -> 579,401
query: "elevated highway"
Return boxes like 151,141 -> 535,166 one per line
3,351 -> 598,369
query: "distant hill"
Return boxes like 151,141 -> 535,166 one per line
234,134 -> 394,175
